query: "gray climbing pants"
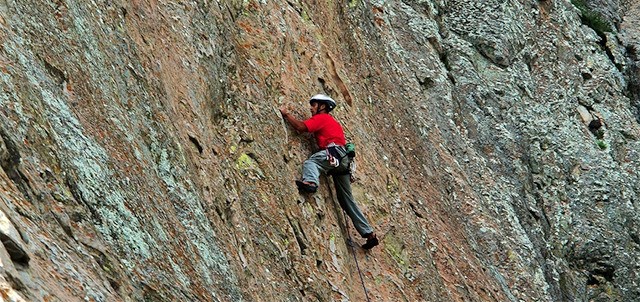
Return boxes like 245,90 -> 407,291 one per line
301,147 -> 374,237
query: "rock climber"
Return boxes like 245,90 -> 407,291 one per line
279,94 -> 378,249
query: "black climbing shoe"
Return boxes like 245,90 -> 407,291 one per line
362,233 -> 379,250
295,180 -> 318,193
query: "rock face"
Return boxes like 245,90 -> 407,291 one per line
0,0 -> 638,301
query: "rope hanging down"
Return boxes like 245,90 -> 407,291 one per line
326,182 -> 371,302
343,209 -> 372,302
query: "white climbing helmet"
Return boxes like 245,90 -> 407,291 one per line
309,94 -> 336,112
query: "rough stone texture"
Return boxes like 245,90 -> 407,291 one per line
0,0 -> 638,301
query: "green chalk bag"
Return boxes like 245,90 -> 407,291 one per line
346,142 -> 356,158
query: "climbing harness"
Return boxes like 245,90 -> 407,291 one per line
326,143 -> 342,168
326,149 -> 340,167
325,143 -> 359,182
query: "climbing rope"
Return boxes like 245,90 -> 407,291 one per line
326,181 -> 371,302
342,209 -> 372,302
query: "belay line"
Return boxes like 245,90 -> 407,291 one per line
326,182 -> 372,302
343,209 -> 372,302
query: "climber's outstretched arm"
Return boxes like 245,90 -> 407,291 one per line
280,107 -> 308,133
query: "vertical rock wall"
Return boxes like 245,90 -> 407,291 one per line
0,0 -> 638,301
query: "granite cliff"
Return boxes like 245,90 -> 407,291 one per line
0,0 -> 639,301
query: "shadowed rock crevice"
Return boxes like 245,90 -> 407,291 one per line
41,56 -> 68,86
0,232 -> 29,266
624,45 -> 640,123
188,135 -> 204,154
287,215 -> 309,255
0,129 -> 34,205
63,175 -> 102,226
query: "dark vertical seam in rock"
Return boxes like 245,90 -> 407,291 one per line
188,135 -> 203,154
286,215 -> 308,255
0,128 -> 34,204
